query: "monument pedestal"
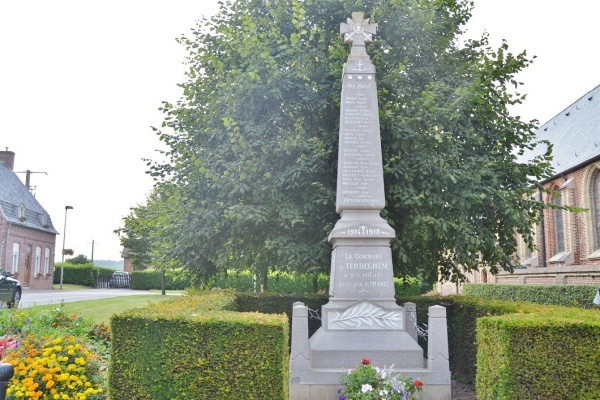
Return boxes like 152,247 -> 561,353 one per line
289,302 -> 452,400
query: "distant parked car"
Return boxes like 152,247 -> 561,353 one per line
109,271 -> 131,288
0,268 -> 21,308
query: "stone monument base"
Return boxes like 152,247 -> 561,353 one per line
289,303 -> 451,400
309,330 -> 424,369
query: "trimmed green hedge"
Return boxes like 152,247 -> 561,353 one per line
130,270 -> 191,290
109,290 -> 289,400
211,271 -> 330,293
213,270 -> 422,296
130,269 -> 422,296
52,263 -> 114,287
109,288 -> 600,398
477,313 -> 600,399
463,283 -> 599,308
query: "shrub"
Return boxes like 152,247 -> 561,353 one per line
109,290 -> 289,400
130,270 -> 191,290
476,313 -> 600,399
463,283 -> 599,308
211,270 -> 421,296
53,263 -> 114,287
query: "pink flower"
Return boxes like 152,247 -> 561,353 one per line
361,357 -> 370,365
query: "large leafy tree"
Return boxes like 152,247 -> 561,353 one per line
115,185 -> 182,271
140,0 -> 552,284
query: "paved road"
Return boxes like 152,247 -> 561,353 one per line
18,288 -> 165,308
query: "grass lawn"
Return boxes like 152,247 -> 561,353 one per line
52,284 -> 92,291
29,294 -> 179,324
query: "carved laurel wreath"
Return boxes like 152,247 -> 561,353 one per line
331,302 -> 402,329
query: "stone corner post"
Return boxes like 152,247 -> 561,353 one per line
290,302 -> 310,372
427,305 -> 449,371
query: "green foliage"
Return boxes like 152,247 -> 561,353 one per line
413,295 -> 600,386
476,314 -> 600,399
120,0 -> 557,284
130,269 -> 422,296
221,271 -> 421,295
1,304 -> 88,338
66,254 -> 92,264
236,292 -> 329,340
109,290 -> 288,400
211,271 -> 330,293
130,269 -> 191,290
53,263 -> 114,287
114,188 -> 172,270
463,283 -> 599,308
341,360 -> 380,399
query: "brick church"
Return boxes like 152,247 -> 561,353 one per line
440,84 -> 600,293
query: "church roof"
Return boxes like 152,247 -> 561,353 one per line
0,161 -> 58,234
527,84 -> 600,181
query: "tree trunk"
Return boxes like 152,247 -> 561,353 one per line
261,271 -> 268,292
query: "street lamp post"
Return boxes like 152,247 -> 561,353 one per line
59,206 -> 73,290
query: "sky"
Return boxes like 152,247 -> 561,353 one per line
1,0 -> 598,262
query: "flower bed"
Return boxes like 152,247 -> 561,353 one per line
0,306 -> 109,400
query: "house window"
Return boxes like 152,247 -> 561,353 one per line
592,170 -> 600,250
12,243 -> 19,273
35,246 -> 42,275
44,248 -> 51,275
553,194 -> 565,253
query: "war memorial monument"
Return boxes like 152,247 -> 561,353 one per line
288,12 -> 451,400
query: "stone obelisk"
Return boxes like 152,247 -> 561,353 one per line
307,10 -> 423,369
289,12 -> 450,400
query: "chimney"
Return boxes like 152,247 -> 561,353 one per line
0,148 -> 15,170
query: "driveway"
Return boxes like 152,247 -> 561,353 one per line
19,288 -> 164,308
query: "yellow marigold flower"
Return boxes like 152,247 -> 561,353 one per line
53,395 -> 60,400
46,379 -> 55,389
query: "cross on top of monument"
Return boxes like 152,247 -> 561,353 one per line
340,12 -> 377,48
